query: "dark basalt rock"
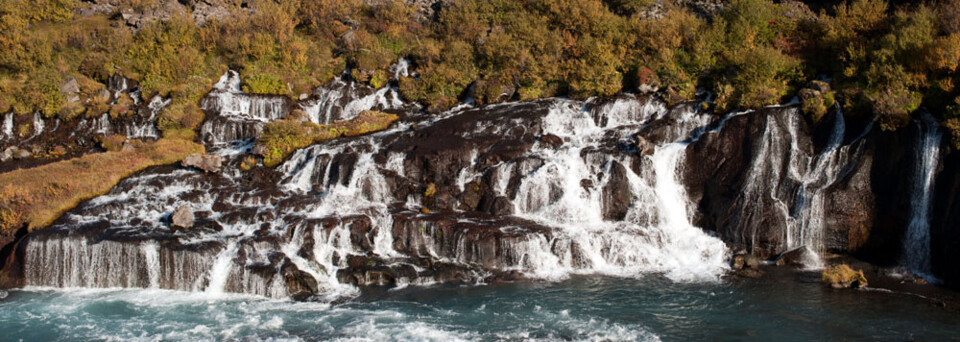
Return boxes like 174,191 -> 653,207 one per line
539,134 -> 563,149
282,260 -> 319,301
8,85 -> 960,297
601,161 -> 633,221
684,107 -> 872,259
932,147 -> 960,286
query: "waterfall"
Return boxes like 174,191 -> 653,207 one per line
118,96 -> 165,139
299,79 -> 406,125
731,107 -> 866,263
205,243 -> 239,295
140,241 -> 161,289
25,237 -> 153,288
508,99 -> 728,281
903,113 -> 942,275
201,69 -> 408,146
784,109 -> 847,264
1,112 -> 12,140
22,76 -> 733,300
31,113 -> 44,138
199,71 -> 289,145
391,58 -> 411,79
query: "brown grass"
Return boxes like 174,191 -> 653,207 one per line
0,138 -> 204,234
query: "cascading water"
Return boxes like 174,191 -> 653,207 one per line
200,71 -> 290,145
117,96 -> 166,139
505,99 -> 727,281
1,112 -> 12,140
728,107 -> 868,264
201,70 -> 411,147
30,112 -> 45,138
903,113 -> 942,275
21,72 -> 730,300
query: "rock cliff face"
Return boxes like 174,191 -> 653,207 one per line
684,107 -> 873,259
684,105 -> 958,283
932,147 -> 960,284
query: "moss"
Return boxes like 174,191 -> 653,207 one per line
85,96 -> 110,119
944,117 -> 960,150
822,264 -> 868,288
57,101 -> 86,121
109,94 -> 135,119
17,123 -> 31,138
369,69 -> 389,89
98,134 -> 127,152
258,119 -> 316,167
239,157 -> 258,171
256,110 -> 399,167
162,127 -> 198,141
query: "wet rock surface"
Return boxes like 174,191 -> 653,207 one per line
170,205 -> 195,230
5,67 -> 959,300
685,107 -> 872,258
181,153 -> 223,173
6,90 -> 735,299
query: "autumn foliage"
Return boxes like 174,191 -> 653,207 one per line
2,0 -> 960,146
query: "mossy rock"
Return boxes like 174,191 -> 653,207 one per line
822,264 -> 868,289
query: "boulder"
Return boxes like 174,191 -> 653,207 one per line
60,78 -> 79,96
635,135 -> 654,156
799,80 -> 834,123
731,254 -> 746,270
775,246 -> 817,267
822,264 -> 868,289
540,134 -> 563,149
1,147 -> 15,162
731,253 -> 762,269
601,161 -> 633,220
170,205 -> 195,230
489,196 -> 514,216
282,262 -> 318,301
458,181 -> 483,210
182,153 -> 222,173
121,140 -> 136,152
744,254 -> 761,269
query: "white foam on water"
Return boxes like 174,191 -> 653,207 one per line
507,99 -> 728,282
205,243 -> 239,296
141,241 -> 161,289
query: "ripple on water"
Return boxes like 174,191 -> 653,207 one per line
3,275 -> 960,341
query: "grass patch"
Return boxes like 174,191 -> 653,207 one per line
0,138 -> 204,235
257,110 -> 399,167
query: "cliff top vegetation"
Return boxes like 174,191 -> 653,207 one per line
2,0 -> 960,146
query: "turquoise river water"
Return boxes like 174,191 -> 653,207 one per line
1,271 -> 958,341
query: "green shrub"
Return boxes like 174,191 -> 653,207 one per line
243,73 -> 289,95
